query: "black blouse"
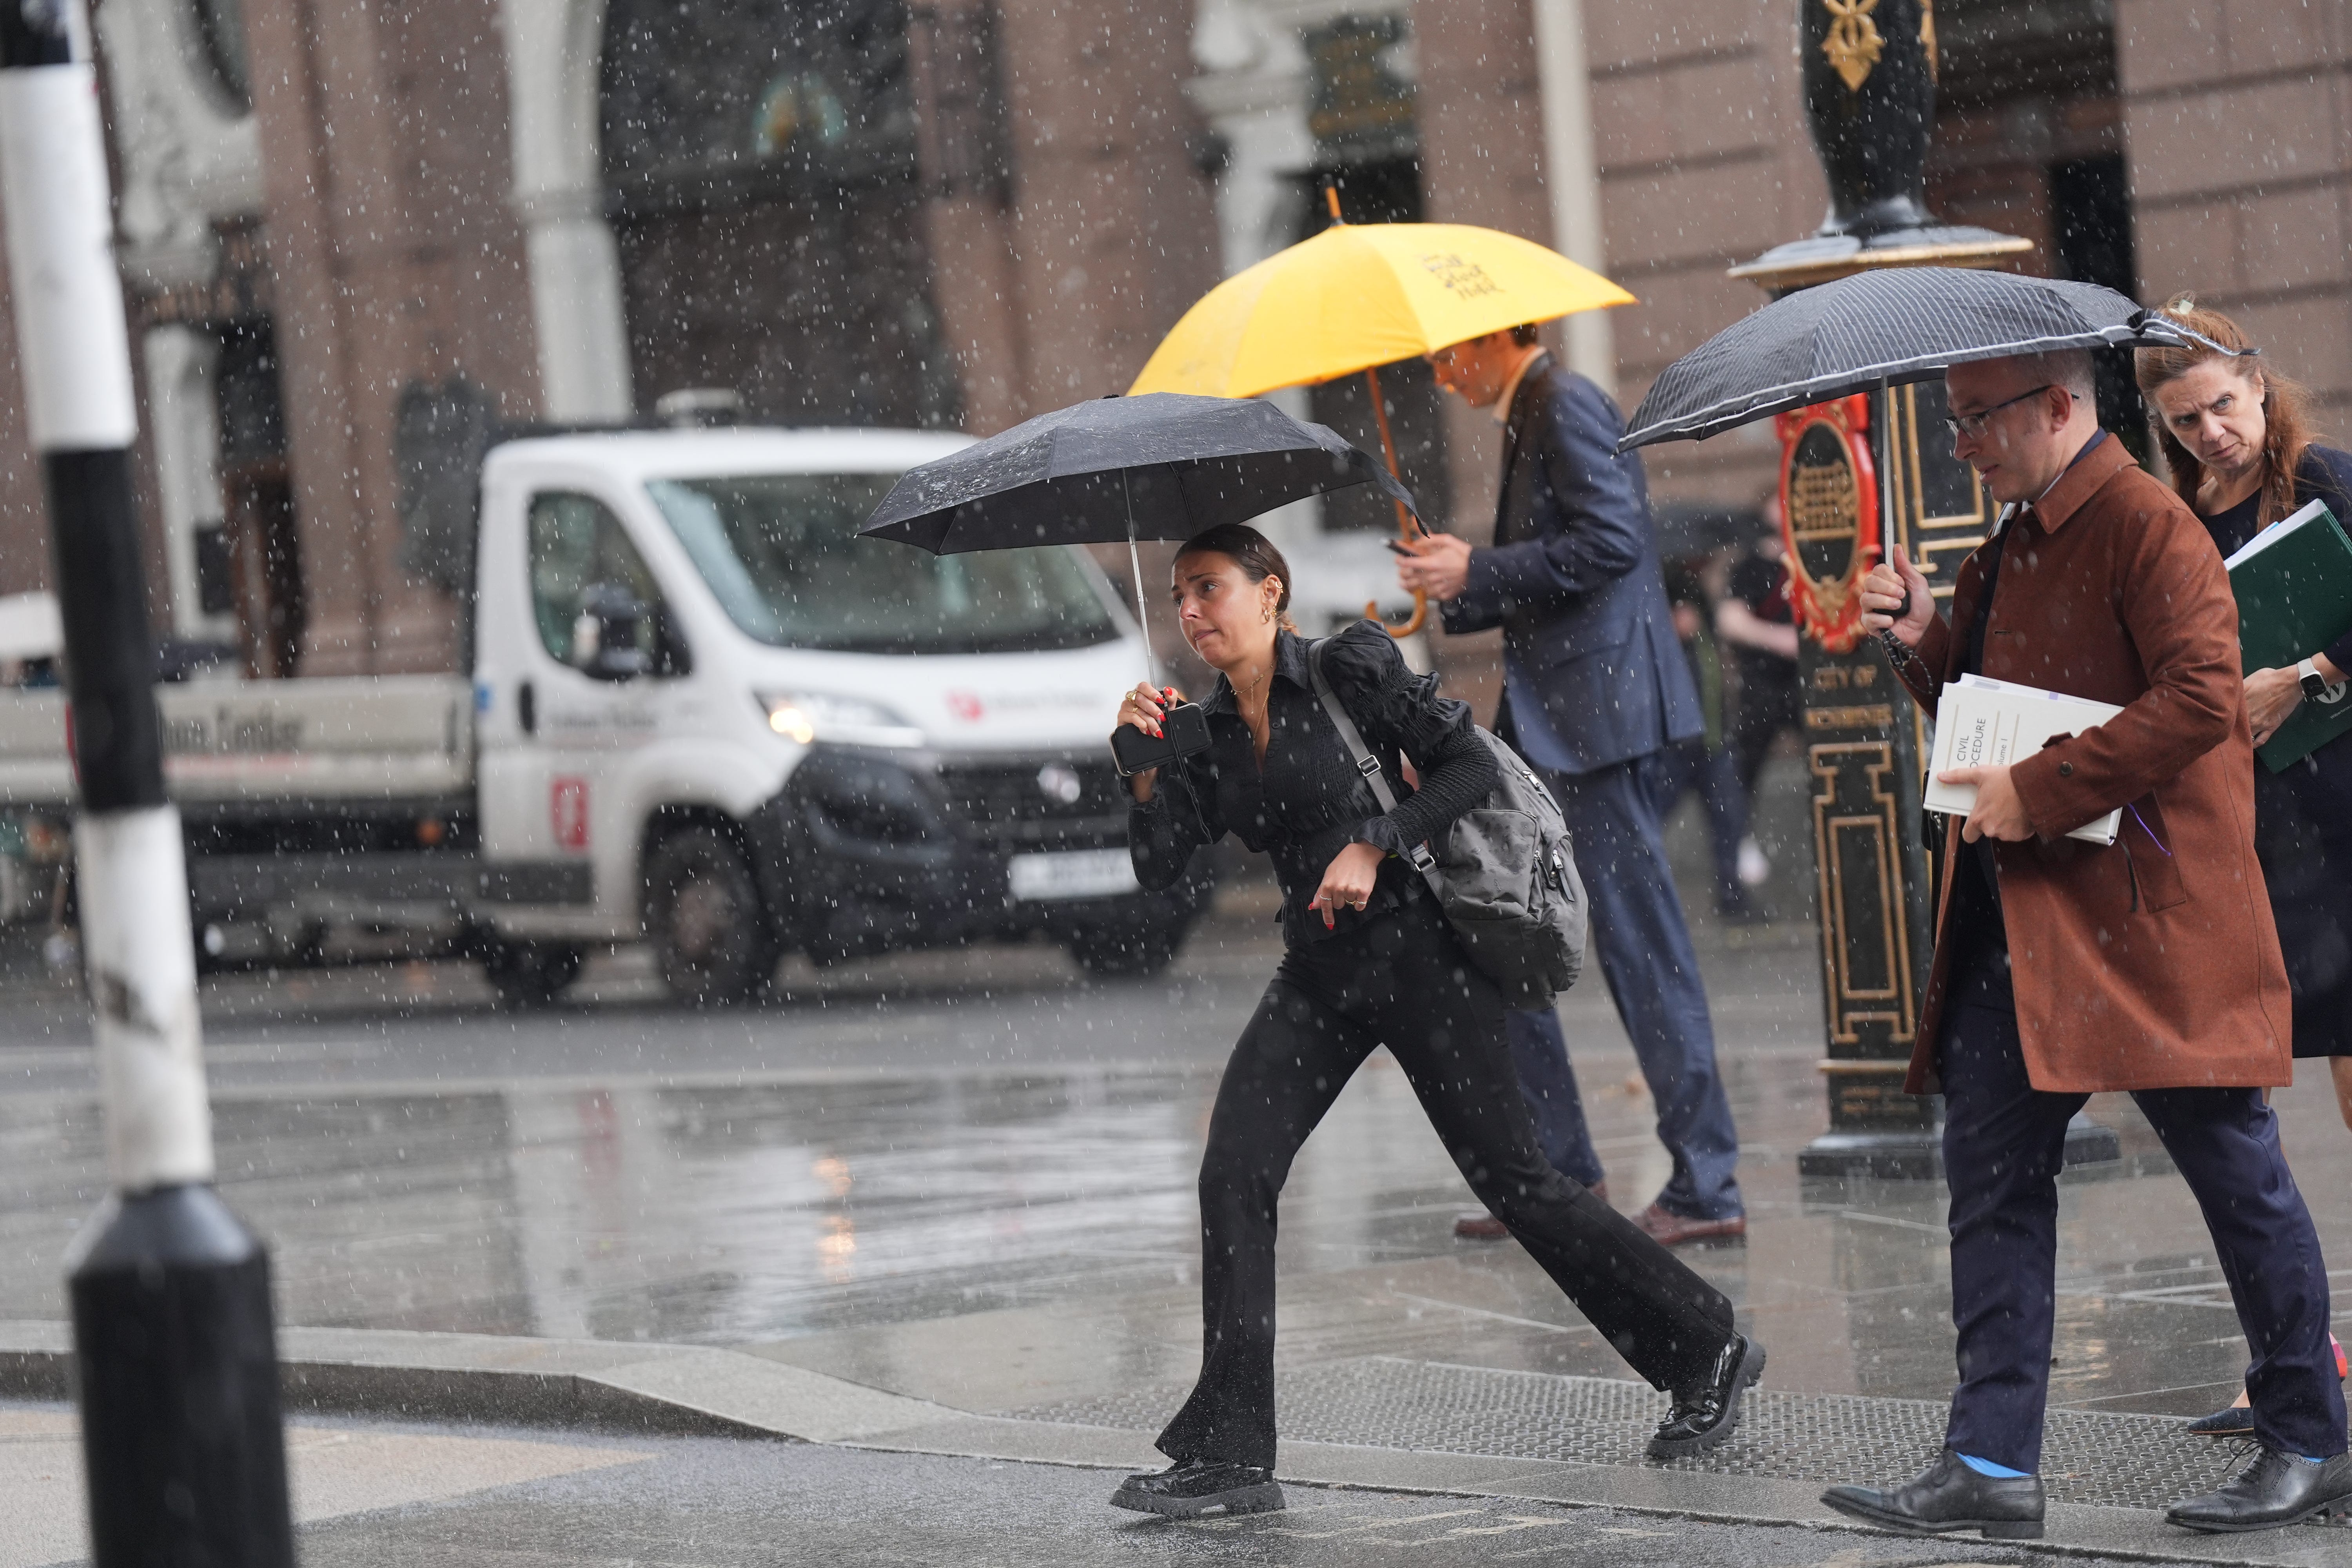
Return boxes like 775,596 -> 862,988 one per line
1127,619 -> 1499,946
2198,445 -> 2352,679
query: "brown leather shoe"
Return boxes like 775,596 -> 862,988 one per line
1454,1180 -> 1607,1239
1633,1202 -> 1747,1247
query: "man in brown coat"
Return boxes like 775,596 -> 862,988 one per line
1819,349 -> 2348,1540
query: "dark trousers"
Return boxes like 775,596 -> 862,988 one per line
1940,979 -> 2348,1471
1650,737 -> 1749,905
1505,1007 -> 1606,1189
1524,754 -> 1742,1220
1158,894 -> 1737,1469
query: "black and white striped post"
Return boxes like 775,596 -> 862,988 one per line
0,3 -> 294,1560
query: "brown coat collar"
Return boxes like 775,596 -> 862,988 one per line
2024,431 -> 2136,533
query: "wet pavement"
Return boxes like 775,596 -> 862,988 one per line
1,760 -> 2349,1559
4,1401 -> 2186,1568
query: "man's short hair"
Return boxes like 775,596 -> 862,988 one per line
1510,322 -> 1541,348
2004,347 -> 2097,401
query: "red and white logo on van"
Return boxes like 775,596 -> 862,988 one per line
945,690 -> 985,722
550,777 -> 591,850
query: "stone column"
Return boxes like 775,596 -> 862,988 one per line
240,0 -> 398,675
1529,0 -> 1614,396
501,0 -> 634,423
140,326 -> 234,642
908,0 -> 1030,436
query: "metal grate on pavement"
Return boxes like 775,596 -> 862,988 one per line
1007,1355 -> 2257,1511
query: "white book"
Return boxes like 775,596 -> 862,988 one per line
1926,673 -> 2124,846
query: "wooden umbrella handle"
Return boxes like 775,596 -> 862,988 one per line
1324,184 -> 1428,639
1361,362 -> 1428,638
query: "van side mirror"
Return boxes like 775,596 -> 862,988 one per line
570,582 -> 652,681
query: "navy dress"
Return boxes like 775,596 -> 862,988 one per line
2198,445 -> 2352,1058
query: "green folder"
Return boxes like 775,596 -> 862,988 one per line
2225,498 -> 2352,771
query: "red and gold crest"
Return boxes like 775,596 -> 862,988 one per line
1775,395 -> 1881,653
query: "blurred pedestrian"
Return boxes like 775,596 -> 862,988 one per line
1399,325 -> 1744,1247
1822,350 -> 2348,1539
2135,297 -> 2352,1437
1716,502 -> 1801,888
1652,557 -> 1761,922
1109,524 -> 1763,1518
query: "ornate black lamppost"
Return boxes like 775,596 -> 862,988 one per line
1733,0 -> 2115,1178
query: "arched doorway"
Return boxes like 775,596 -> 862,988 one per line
599,0 -> 960,428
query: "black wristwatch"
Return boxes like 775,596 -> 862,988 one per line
2299,658 -> 2330,700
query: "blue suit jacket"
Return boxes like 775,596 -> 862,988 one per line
1440,356 -> 1702,775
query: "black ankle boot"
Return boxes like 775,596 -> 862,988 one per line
2167,1447 -> 2352,1533
1647,1332 -> 1765,1459
1110,1457 -> 1284,1519
1822,1448 -> 2045,1539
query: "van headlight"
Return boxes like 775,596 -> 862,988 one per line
755,691 -> 925,749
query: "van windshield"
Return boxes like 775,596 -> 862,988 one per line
647,474 -> 1121,655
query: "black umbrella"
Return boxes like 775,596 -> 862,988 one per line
861,392 -> 1418,649
1619,269 -> 2229,450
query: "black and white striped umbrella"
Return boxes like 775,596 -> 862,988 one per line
1619,269 -> 2216,450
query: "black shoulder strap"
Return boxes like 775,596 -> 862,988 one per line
1307,639 -> 1437,875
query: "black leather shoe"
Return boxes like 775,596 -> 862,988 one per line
1821,1447 -> 2045,1539
1647,1333 -> 1764,1459
2167,1447 -> 2352,1533
1109,1458 -> 1285,1519
2183,1405 -> 2255,1438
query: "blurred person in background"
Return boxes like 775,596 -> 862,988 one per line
2136,297 -> 2352,1439
1109,523 -> 1764,1519
1716,499 -> 1800,890
1400,325 -> 1745,1249
1653,556 -> 1762,922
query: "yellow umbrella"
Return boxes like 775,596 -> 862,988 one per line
1130,199 -> 1633,633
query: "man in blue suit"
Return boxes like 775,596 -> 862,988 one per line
1399,324 -> 1745,1245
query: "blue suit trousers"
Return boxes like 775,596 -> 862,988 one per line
1507,753 -> 1743,1220
1940,973 -> 2347,1471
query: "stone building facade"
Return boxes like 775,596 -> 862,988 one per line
0,0 -> 2342,695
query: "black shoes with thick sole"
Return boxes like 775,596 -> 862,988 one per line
1822,1447 -> 2047,1540
2167,1448 -> 2352,1534
1110,1458 -> 1285,1519
1647,1333 -> 1765,1460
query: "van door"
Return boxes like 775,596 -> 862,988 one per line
479,490 -> 688,927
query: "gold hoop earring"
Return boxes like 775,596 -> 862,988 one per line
1263,604 -> 1274,624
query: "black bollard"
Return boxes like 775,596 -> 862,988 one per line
0,2 -> 295,1561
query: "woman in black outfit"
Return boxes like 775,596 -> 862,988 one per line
2138,300 -> 2352,1436
1108,523 -> 1760,1519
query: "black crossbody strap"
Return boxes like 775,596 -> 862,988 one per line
1307,639 -> 1439,876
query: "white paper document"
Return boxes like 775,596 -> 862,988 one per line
1926,674 -> 2124,846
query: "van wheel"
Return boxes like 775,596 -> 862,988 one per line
646,826 -> 779,1006
1067,919 -> 1185,979
484,941 -> 584,1008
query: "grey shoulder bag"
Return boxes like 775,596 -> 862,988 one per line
1307,638 -> 1586,1007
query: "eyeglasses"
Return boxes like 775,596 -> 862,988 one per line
1944,385 -> 2063,441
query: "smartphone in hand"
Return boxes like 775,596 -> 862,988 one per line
1111,701 -> 1212,777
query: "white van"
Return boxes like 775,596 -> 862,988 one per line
0,426 -> 1211,1004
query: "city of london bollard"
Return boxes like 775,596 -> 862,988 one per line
0,2 -> 295,1560
1733,0 -> 2115,1178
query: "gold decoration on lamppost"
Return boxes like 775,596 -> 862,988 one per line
1821,0 -> 1885,93
1918,0 -> 1938,82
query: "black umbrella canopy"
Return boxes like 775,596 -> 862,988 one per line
860,392 -> 1418,554
1620,269 -> 2219,450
